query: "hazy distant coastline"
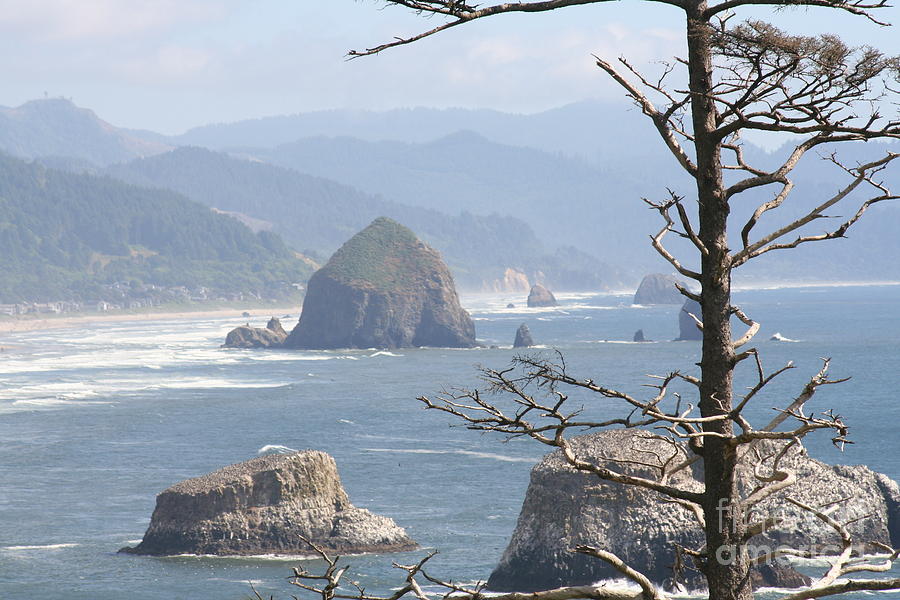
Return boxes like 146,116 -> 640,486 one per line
0,306 -> 298,336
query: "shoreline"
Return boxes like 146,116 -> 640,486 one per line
4,279 -> 898,338
0,306 -> 299,336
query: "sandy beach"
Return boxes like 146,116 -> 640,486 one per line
0,307 -> 299,337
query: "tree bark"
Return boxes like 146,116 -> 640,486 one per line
686,4 -> 752,599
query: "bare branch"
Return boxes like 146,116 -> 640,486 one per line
349,0 -> 686,57
575,545 -> 666,600
595,57 -> 698,177
732,153 -> 900,267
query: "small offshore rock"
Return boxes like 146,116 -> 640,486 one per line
506,303 -> 516,309
633,329 -> 646,342
633,273 -> 684,305
120,450 -> 416,556
526,284 -> 557,308
222,317 -> 288,348
513,324 -> 535,348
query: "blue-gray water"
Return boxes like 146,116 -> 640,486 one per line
1,286 -> 898,599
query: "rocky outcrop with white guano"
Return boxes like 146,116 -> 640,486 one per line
488,430 -> 899,592
120,451 -> 416,556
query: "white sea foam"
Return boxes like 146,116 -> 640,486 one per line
770,332 -> 800,342
155,378 -> 291,390
583,340 -> 659,344
732,279 -> 900,291
362,447 -> 536,463
369,351 -> 403,357
257,444 -> 298,455
244,353 -> 346,362
2,543 -> 79,551
4,398 -> 114,413
338,419 -> 355,425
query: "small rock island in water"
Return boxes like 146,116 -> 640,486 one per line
526,284 -> 557,307
120,450 -> 416,556
222,317 -> 287,348
633,273 -> 685,305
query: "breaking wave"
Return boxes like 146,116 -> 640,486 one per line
257,445 -> 298,455
362,447 -> 536,463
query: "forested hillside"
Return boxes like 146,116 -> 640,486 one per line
0,153 -> 313,304
107,147 -> 625,290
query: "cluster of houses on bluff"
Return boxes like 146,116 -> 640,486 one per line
0,283 -> 268,316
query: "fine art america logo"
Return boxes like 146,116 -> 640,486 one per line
713,498 -> 863,565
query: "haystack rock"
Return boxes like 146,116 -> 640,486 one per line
222,317 -> 288,348
633,329 -> 647,342
676,299 -> 703,341
513,324 -> 535,348
486,268 -> 531,293
120,451 -> 416,556
633,273 -> 685,305
488,430 -> 900,592
526,284 -> 557,308
283,218 -> 475,349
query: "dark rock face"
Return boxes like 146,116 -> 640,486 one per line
488,430 -> 899,593
676,299 -> 703,341
283,218 -> 475,349
874,473 -> 900,546
222,317 -> 288,348
633,329 -> 646,342
487,431 -> 704,592
506,303 -> 516,309
633,273 -> 684,305
120,451 -> 416,556
526,284 -> 557,307
513,324 -> 535,348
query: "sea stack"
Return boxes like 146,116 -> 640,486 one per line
513,323 -> 535,348
283,218 -> 475,349
633,329 -> 646,342
222,317 -> 288,348
633,273 -> 685,305
120,451 -> 417,556
488,430 -> 900,592
526,284 -> 557,308
676,298 -> 703,341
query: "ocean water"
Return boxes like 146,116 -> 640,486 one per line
1,286 -> 898,599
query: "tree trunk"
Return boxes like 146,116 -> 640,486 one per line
685,5 -> 752,600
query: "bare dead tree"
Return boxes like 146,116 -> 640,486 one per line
291,2 -> 899,600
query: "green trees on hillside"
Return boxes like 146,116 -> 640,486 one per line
0,153 -> 312,303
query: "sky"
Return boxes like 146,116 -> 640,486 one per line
0,0 -> 897,134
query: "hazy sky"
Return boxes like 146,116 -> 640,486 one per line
0,0 -> 897,134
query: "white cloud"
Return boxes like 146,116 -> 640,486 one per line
116,44 -> 216,84
0,0 -> 229,41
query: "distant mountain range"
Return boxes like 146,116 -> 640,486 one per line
0,98 -> 170,166
104,146 -> 623,290
1,97 -> 898,294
